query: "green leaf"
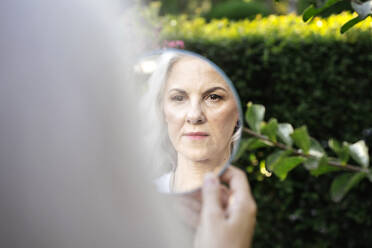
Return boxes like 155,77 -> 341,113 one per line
266,150 -> 287,171
322,0 -> 343,9
291,126 -> 311,154
261,118 -> 278,142
272,156 -> 306,181
349,140 -> 369,168
309,158 -> 340,176
304,155 -> 327,170
303,157 -> 319,170
328,139 -> 349,164
234,138 -> 271,161
234,138 -> 249,161
303,0 -> 342,22
246,138 -> 271,150
330,172 -> 367,202
303,5 -> 318,22
306,156 -> 339,176
329,139 -> 342,153
368,172 -> 372,183
245,102 -> 265,133
341,16 -> 363,34
309,138 -> 325,158
277,123 -> 294,146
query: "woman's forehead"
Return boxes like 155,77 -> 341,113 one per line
166,56 -> 228,90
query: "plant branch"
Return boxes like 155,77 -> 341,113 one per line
243,127 -> 370,173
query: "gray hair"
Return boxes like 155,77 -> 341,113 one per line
0,1 -> 191,247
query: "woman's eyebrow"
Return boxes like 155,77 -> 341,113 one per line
168,88 -> 186,94
203,86 -> 228,95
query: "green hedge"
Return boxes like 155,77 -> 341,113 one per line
203,1 -> 272,21
160,13 -> 372,142
159,13 -> 372,247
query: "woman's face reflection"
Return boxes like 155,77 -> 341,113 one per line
163,56 -> 239,163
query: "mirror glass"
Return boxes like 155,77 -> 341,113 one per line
135,49 -> 243,194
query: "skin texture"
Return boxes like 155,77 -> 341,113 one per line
163,56 -> 239,192
170,183 -> 230,229
168,166 -> 257,248
195,166 -> 257,248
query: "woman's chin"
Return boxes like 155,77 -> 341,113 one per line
182,152 -> 214,163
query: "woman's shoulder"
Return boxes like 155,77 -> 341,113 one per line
154,172 -> 171,193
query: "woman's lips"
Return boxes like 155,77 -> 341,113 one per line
184,132 -> 209,140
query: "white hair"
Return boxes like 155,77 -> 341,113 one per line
140,51 -> 242,177
0,1 -> 191,248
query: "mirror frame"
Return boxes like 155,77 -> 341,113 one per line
136,48 -> 244,195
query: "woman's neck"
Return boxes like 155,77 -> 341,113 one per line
172,149 -> 230,193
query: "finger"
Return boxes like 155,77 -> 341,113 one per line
219,184 -> 230,210
221,166 -> 256,222
201,172 -> 224,221
221,166 -> 252,201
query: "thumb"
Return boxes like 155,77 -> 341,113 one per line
201,173 -> 223,220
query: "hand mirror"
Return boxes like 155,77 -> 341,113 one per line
135,49 -> 243,194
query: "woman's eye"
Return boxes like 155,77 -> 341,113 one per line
207,94 -> 222,101
171,95 -> 185,101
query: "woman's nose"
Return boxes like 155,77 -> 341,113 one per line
186,102 -> 206,125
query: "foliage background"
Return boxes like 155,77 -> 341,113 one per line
145,3 -> 372,246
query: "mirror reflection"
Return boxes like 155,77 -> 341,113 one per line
137,50 -> 242,193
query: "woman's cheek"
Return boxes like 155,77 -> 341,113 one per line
210,102 -> 237,123
164,102 -> 182,123
208,104 -> 238,138
164,105 -> 186,140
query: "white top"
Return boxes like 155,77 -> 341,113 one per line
154,172 -> 172,193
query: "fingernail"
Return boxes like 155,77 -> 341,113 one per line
204,172 -> 217,185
